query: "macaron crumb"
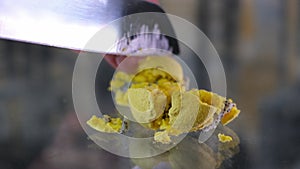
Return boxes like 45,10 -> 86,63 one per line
218,133 -> 233,143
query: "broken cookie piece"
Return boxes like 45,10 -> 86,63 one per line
154,131 -> 171,144
152,89 -> 240,144
218,133 -> 233,143
127,88 -> 167,123
87,115 -> 122,133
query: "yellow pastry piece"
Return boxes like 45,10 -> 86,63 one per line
188,89 -> 219,131
191,101 -> 218,131
199,89 -> 226,113
114,71 -> 133,82
195,90 -> 241,127
110,71 -> 133,106
109,71 -> 133,92
168,91 -> 182,125
221,106 -> 240,125
168,91 -> 200,134
127,88 -> 167,123
110,80 -> 126,91
153,89 -> 238,143
131,68 -> 182,108
167,90 -> 223,132
87,115 -> 122,133
154,131 -> 171,144
218,133 -> 233,143
115,90 -> 129,106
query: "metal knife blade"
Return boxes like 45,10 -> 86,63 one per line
0,0 -> 179,54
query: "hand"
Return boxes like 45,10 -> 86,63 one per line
104,54 -> 144,73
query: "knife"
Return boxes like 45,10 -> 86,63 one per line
0,0 -> 179,54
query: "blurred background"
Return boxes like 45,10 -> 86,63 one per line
0,0 -> 299,169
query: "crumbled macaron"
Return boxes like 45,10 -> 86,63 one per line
154,131 -> 171,144
87,115 -> 122,133
87,56 -> 240,144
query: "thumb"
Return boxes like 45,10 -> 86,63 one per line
147,0 -> 160,5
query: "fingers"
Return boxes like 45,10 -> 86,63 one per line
104,54 -> 127,68
104,54 -> 145,73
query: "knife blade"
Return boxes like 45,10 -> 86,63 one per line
0,0 -> 179,54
